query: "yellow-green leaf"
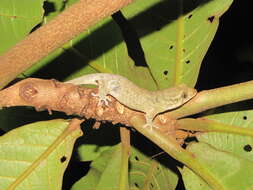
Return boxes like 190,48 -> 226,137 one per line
0,0 -> 45,55
182,110 -> 253,189
72,144 -> 178,190
0,119 -> 82,189
182,142 -> 253,190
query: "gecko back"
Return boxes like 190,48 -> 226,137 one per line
66,73 -> 196,115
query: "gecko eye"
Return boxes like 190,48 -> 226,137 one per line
182,92 -> 188,99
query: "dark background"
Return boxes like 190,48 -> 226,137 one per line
197,0 -> 253,90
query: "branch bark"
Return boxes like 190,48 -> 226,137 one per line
2,78 -> 253,127
0,78 -> 142,127
0,0 -> 135,89
168,80 -> 253,119
0,78 -> 189,139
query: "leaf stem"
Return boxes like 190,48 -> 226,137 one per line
177,118 -> 253,138
130,116 -> 225,190
169,80 -> 253,119
174,0 -> 184,85
119,127 -> 130,190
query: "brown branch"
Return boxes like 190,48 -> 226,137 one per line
0,78 -> 186,133
0,0 -> 135,89
0,78 -> 143,127
0,78 -> 197,141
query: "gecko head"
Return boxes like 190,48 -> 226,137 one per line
162,84 -> 197,110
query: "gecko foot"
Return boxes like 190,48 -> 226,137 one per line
91,92 -> 111,106
142,122 -> 159,131
143,112 -> 159,131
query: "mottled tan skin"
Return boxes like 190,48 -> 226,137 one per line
67,73 -> 197,129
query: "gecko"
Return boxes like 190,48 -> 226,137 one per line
66,73 -> 197,129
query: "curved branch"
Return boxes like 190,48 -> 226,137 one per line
168,80 -> 253,119
0,0 -> 135,89
0,78 -> 192,140
2,78 -> 253,142
130,116 -> 225,190
0,78 -> 143,127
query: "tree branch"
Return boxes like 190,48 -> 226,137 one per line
168,80 -> 253,119
0,78 -> 142,127
2,78 -> 253,140
0,78 -> 190,139
0,0 -> 135,89
130,116 -> 224,190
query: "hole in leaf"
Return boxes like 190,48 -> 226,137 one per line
186,60 -> 190,64
43,1 -> 56,16
134,183 -> 139,187
163,70 -> 168,75
135,156 -> 139,161
208,16 -> 215,23
169,45 -> 174,49
244,144 -> 252,152
188,14 -> 193,19
60,156 -> 67,163
243,116 -> 247,120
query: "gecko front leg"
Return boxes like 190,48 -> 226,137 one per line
143,109 -> 159,131
91,80 -> 111,106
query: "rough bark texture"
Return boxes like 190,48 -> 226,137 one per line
0,78 -> 190,140
0,78 -> 140,126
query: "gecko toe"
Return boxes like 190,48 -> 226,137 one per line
98,96 -> 111,106
91,92 -> 111,106
143,122 -> 159,131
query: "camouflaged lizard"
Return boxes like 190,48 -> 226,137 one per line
67,73 -> 197,129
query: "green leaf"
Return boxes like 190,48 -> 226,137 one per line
63,0 -> 233,89
64,16 -> 156,90
2,0 -> 232,89
72,145 -> 123,190
0,119 -> 82,189
182,110 -> 253,189
121,0 -> 233,88
199,110 -> 253,161
128,147 -> 178,190
76,124 -> 120,162
182,142 -> 253,190
72,144 -> 178,190
0,0 -> 45,55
